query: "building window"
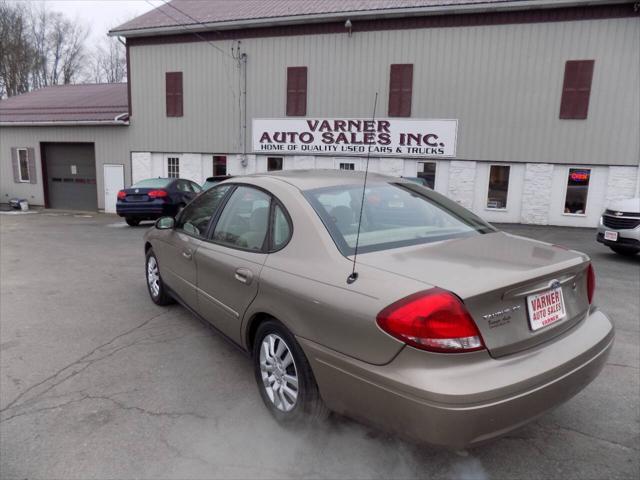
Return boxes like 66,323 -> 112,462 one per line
564,168 -> 591,214
17,148 -> 29,182
388,64 -> 413,117
486,165 -> 510,209
339,163 -> 355,171
166,71 -> 183,117
417,162 -> 436,189
213,156 -> 227,176
559,60 -> 594,120
167,157 -> 180,178
286,66 -> 307,116
267,157 -> 283,171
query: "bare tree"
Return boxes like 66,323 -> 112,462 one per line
90,36 -> 126,84
0,1 -> 34,97
29,3 -> 88,87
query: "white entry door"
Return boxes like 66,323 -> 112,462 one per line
103,164 -> 124,213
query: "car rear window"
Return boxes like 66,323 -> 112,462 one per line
131,178 -> 172,188
304,182 -> 495,255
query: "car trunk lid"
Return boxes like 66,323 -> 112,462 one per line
358,231 -> 591,357
120,187 -> 155,202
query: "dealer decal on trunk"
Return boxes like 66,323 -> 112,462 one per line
527,283 -> 567,331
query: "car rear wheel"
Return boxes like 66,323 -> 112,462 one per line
145,249 -> 173,305
610,246 -> 639,256
253,320 -> 329,423
126,217 -> 140,227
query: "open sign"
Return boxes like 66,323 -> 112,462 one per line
569,170 -> 590,182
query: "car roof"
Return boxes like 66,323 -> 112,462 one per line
239,169 -> 408,191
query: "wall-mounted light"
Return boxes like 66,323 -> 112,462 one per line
345,19 -> 352,37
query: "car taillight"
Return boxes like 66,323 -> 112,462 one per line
148,189 -> 168,198
117,190 -> 126,199
587,263 -> 595,305
376,288 -> 485,353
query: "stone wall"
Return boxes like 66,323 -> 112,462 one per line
520,163 -> 554,225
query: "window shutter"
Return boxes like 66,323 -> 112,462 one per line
11,148 -> 19,183
166,72 -> 183,117
559,60 -> 594,119
286,67 -> 307,116
27,147 -> 37,184
389,64 -> 413,117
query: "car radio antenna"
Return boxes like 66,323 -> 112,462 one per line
347,92 -> 378,285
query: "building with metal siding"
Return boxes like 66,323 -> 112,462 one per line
114,0 -> 639,227
0,84 -> 130,211
1,0 -> 639,225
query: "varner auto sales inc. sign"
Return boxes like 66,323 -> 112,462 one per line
252,118 -> 458,158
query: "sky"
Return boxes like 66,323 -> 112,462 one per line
22,0 -> 160,46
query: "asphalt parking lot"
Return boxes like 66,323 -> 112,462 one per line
1,212 -> 638,479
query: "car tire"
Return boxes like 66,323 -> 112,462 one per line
610,246 -> 640,256
126,217 -> 141,227
145,248 -> 174,306
253,320 -> 329,424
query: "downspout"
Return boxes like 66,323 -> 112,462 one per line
242,52 -> 248,160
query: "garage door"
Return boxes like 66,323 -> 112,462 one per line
43,143 -> 97,211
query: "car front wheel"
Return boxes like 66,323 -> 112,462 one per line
145,249 -> 173,305
253,320 -> 329,423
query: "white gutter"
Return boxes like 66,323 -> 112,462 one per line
0,119 -> 130,126
109,0 -> 629,37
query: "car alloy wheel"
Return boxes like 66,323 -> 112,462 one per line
147,255 -> 160,298
259,333 -> 299,412
145,249 -> 173,306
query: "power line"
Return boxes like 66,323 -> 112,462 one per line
141,0 -> 241,148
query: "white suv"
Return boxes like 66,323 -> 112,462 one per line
597,197 -> 640,256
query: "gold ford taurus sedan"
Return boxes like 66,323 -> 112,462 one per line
143,170 -> 613,448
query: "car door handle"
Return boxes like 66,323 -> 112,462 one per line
182,249 -> 193,260
234,268 -> 253,285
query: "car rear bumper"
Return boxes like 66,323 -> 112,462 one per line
299,308 -> 613,449
116,201 -> 174,218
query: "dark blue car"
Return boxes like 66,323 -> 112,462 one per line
116,178 -> 202,226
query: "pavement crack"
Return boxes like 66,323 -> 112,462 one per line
551,424 -> 637,451
0,309 -> 173,414
1,391 -> 205,423
606,362 -> 640,370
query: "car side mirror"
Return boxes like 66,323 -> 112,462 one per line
155,216 -> 175,230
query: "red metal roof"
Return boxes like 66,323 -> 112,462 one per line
111,0 -> 520,34
0,83 -> 128,125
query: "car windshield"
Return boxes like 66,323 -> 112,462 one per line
131,178 -> 172,188
305,182 -> 495,255
202,180 -> 219,190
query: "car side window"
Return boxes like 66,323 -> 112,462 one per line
176,185 -> 230,237
176,180 -> 191,192
272,204 -> 292,250
213,186 -> 271,251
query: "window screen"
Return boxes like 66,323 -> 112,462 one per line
417,162 -> 436,189
18,149 -> 29,182
213,156 -> 227,176
486,165 -> 510,209
564,168 -> 591,214
167,157 -> 179,178
267,157 -> 283,171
